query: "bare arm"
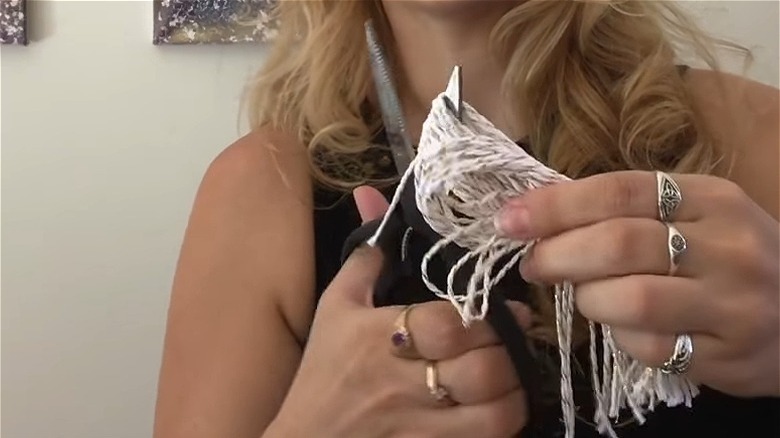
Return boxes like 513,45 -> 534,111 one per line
153,129 -> 316,438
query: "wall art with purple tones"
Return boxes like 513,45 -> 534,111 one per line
0,0 -> 27,45
153,0 -> 278,45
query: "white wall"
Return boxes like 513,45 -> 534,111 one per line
0,2 -> 777,438
1,2 -> 266,437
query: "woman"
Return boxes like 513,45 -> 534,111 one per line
153,1 -> 779,437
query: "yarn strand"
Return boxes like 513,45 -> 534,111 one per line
368,92 -> 699,437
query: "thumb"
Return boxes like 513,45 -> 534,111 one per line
326,244 -> 385,307
323,186 -> 389,307
353,185 -> 389,223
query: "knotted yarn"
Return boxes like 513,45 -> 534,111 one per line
368,93 -> 699,437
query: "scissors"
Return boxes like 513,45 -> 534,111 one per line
364,21 -> 546,435
364,19 -> 463,175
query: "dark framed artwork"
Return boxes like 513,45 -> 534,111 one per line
153,0 -> 279,45
0,0 -> 27,45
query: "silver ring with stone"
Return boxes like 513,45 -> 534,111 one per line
660,334 -> 694,375
666,223 -> 687,276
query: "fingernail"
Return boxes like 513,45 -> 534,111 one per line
495,205 -> 530,237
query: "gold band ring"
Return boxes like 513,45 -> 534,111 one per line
391,305 -> 416,354
425,361 -> 454,405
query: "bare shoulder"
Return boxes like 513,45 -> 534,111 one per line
686,68 -> 779,219
203,127 -> 312,208
189,126 -> 316,339
155,127 -> 316,437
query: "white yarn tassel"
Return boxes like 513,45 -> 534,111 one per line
369,93 -> 699,437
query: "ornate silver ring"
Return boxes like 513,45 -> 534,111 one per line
660,334 -> 694,375
656,171 -> 682,222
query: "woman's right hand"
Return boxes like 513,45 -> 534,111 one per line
265,187 -> 532,438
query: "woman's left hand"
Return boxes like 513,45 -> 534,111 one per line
496,170 -> 779,398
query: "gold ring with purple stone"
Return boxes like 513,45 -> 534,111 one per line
390,304 -> 417,356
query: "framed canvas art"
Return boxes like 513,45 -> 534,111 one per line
153,0 -> 278,45
0,0 -> 27,45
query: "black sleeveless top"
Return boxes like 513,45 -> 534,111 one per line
311,101 -> 779,438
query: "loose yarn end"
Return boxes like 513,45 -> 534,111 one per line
368,93 -> 699,437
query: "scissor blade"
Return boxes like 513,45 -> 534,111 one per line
443,65 -> 463,122
364,20 -> 415,175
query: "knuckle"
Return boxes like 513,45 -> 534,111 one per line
623,278 -> 657,326
736,230 -> 763,263
421,304 -> 467,358
728,231 -> 766,278
466,350 -> 503,389
713,179 -> 748,209
603,174 -> 641,214
450,348 -> 521,405
432,320 -> 466,357
723,179 -> 747,201
604,221 -> 638,265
